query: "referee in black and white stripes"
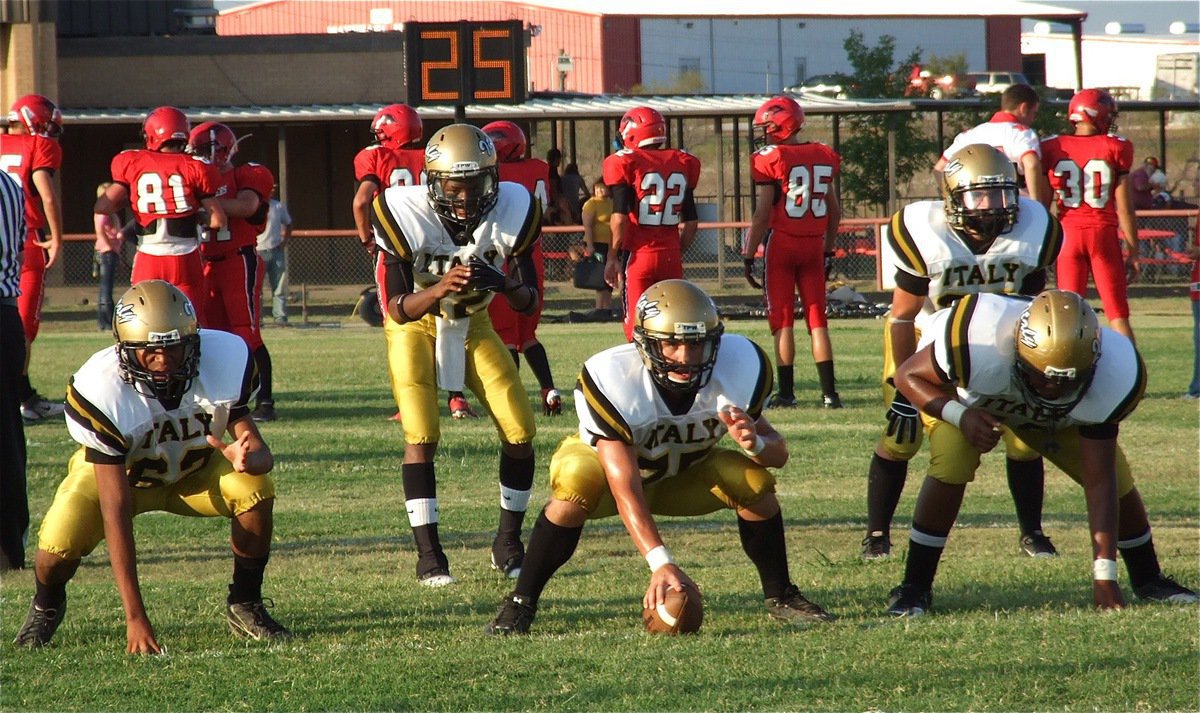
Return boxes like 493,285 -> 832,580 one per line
1,169 -> 29,570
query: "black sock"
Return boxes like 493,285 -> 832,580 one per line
513,509 -> 583,604
522,342 -> 555,391
866,453 -> 909,536
229,553 -> 269,604
1006,457 -> 1045,535
33,579 -> 67,610
497,451 -> 535,541
509,348 -> 520,368
815,359 -> 836,396
253,345 -> 274,405
1118,527 -> 1160,589
776,365 -> 794,399
737,511 -> 790,600
17,374 -> 34,403
402,462 -> 446,572
904,522 -> 950,592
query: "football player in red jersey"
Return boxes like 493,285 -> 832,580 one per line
743,96 -> 843,409
95,107 -> 226,323
351,104 -> 478,419
1041,89 -> 1139,341
602,106 -> 702,341
189,122 -> 280,422
2,94 -> 66,421
482,121 -> 563,416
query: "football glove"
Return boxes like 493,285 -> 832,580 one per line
468,255 -> 508,293
743,257 -> 763,290
824,250 -> 836,281
885,392 -> 921,445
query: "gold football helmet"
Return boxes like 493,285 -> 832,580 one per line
113,280 -> 201,402
424,123 -> 500,230
1013,290 -> 1101,418
633,280 -> 724,393
942,143 -> 1020,244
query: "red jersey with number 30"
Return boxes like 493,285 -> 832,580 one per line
751,142 -> 840,239
1041,133 -> 1134,229
602,148 -> 701,252
353,144 -> 425,193
0,133 -> 62,230
110,149 -> 222,227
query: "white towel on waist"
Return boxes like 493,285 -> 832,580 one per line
435,313 -> 469,391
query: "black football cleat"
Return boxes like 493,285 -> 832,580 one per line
765,584 -> 836,624
886,584 -> 931,617
485,593 -> 537,635
13,598 -> 67,648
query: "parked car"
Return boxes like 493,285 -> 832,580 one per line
785,73 -> 861,99
904,64 -> 977,99
967,71 -> 1031,95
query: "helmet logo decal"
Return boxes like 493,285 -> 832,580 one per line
477,138 -> 494,156
425,144 -> 442,161
673,321 -> 707,337
944,158 -> 965,177
1017,312 -> 1039,349
114,302 -> 137,325
637,294 -> 661,320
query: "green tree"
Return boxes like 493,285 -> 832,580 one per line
839,30 -> 937,215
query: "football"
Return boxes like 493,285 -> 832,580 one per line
642,588 -> 703,635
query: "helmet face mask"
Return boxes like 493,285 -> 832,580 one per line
8,94 -> 62,139
424,124 -> 500,229
372,104 -> 423,150
752,96 -> 805,150
187,121 -> 238,169
113,281 -> 201,403
633,280 -> 724,393
1013,291 -> 1101,419
942,144 -> 1020,245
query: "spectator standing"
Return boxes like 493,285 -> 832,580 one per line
0,170 -> 28,570
560,162 -> 588,224
255,185 -> 292,325
581,179 -> 614,311
1187,224 -> 1200,400
93,181 -> 124,331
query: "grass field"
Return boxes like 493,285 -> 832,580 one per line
3,297 -> 1198,712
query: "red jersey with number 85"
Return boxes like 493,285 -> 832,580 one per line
110,149 -> 221,226
751,142 -> 840,239
1041,133 -> 1133,229
602,148 -> 701,252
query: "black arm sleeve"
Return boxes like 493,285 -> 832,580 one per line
680,187 -> 698,221
894,269 -> 931,297
1079,422 -> 1119,440
1018,268 -> 1048,296
381,251 -> 421,322
507,247 -> 540,315
84,447 -> 126,466
611,183 -> 635,214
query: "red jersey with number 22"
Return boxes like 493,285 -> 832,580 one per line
602,148 -> 701,252
1041,133 -> 1133,229
751,142 -> 840,239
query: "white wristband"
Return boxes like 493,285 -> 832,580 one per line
742,434 -> 766,458
940,401 -> 967,428
645,545 -> 674,572
1092,558 -> 1119,582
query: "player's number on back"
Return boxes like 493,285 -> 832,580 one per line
638,171 -> 688,226
1052,158 -> 1113,210
0,154 -> 22,183
785,164 -> 834,219
136,172 -> 194,216
388,168 -> 425,187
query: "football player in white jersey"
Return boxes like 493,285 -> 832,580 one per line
372,124 -> 542,587
13,281 -> 289,653
885,290 -> 1197,615
485,280 -> 834,634
860,144 -> 1063,561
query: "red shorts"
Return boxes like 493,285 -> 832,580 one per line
1055,223 -> 1129,320
131,251 -> 206,325
17,231 -> 46,342
620,246 -> 683,342
490,242 -> 546,349
764,236 -> 827,332
202,248 -> 264,350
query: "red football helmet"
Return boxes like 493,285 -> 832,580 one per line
1068,89 -> 1118,134
371,104 -> 422,150
753,95 -> 805,148
7,94 -> 63,139
482,120 -> 527,162
619,106 -> 667,149
142,107 -> 191,151
188,121 -> 239,168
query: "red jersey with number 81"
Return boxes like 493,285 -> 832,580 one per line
602,147 -> 701,252
751,142 -> 840,239
110,149 -> 221,227
1041,133 -> 1133,229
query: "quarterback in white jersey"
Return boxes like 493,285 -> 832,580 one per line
371,124 -> 541,587
14,281 -> 289,654
860,144 -> 1062,562
885,290 -> 1196,616
486,280 -> 835,635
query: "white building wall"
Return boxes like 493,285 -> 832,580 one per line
640,18 -> 988,94
1022,32 -> 1200,99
